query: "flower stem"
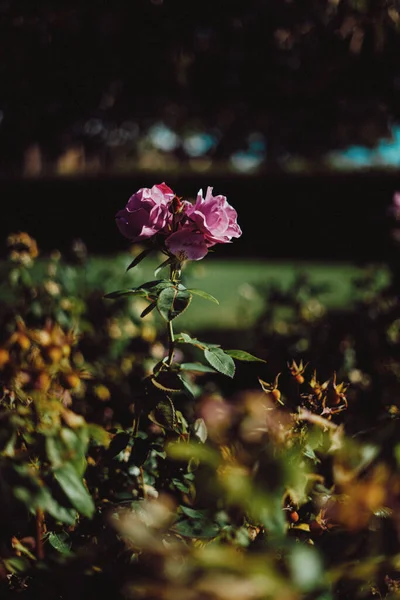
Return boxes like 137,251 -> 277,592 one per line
166,319 -> 175,366
170,261 -> 182,284
165,261 -> 181,367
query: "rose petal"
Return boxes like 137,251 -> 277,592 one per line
165,229 -> 209,261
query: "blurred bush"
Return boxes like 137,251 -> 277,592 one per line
1,232 -> 400,599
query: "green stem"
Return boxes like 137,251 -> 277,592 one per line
166,319 -> 175,366
165,261 -> 182,366
170,261 -> 182,284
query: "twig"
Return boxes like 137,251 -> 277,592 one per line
297,408 -> 338,430
35,509 -> 45,560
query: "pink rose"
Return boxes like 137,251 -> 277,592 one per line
165,228 -> 209,261
185,187 -> 242,245
116,183 -> 175,241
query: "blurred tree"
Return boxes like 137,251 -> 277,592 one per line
0,0 -> 400,173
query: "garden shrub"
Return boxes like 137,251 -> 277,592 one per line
1,185 -> 400,600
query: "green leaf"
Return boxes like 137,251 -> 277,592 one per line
126,247 -> 154,271
175,332 -> 199,344
140,279 -> 172,293
54,463 -> 95,518
148,397 -> 177,431
171,479 -> 190,493
7,463 -> 76,523
204,347 -> 236,378
46,532 -> 72,556
180,505 -> 209,519
180,362 -> 217,373
175,332 -> 220,349
130,437 -> 151,467
107,432 -> 131,459
171,517 -> 220,539
225,349 -> 266,362
154,257 -> 174,277
157,287 -> 192,321
87,424 -> 112,448
46,428 -> 88,477
0,425 -> 17,456
177,374 -> 196,399
45,437 -> 66,470
187,288 -> 219,304
9,539 -> 36,561
43,494 -> 77,525
194,418 -> 208,443
166,441 -> 221,466
104,288 -> 147,300
175,410 -> 189,433
141,302 -> 157,318
4,557 -> 30,574
303,444 -> 321,464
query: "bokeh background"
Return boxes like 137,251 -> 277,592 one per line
1,0 -> 400,261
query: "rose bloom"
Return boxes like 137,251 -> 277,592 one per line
115,183 -> 175,242
165,228 -> 209,261
185,187 -> 242,245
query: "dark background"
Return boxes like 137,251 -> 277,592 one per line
2,0 -> 400,260
2,0 -> 400,169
